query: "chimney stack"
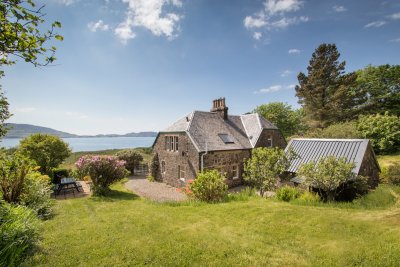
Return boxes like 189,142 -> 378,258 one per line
210,97 -> 228,120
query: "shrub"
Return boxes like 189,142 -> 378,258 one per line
189,170 -> 228,203
150,153 -> 159,180
295,191 -> 321,204
147,175 -> 155,182
17,134 -> 71,174
71,168 -> 86,181
298,156 -> 356,201
20,172 -> 54,219
254,102 -> 307,137
75,155 -> 129,196
243,147 -> 295,197
116,150 -> 143,175
0,202 -> 39,267
0,154 -> 33,203
227,187 -> 256,202
276,186 -> 301,202
305,121 -> 361,139
387,163 -> 400,185
357,113 -> 400,154
51,168 -> 69,184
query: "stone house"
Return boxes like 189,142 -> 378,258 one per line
152,98 -> 286,187
285,138 -> 380,196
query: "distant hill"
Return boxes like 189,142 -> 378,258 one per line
4,123 -> 157,138
5,123 -> 78,138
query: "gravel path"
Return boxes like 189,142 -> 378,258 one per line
125,176 -> 187,202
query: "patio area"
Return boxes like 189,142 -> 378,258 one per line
52,180 -> 92,200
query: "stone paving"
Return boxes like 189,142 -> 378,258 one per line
125,176 -> 187,202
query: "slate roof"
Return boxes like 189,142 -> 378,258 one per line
155,111 -> 278,152
285,138 -> 379,174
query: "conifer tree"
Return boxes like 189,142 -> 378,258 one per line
295,44 -> 358,128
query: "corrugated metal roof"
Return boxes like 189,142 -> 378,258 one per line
285,138 -> 371,174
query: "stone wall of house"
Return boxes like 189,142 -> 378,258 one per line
255,129 -> 286,148
203,149 -> 251,187
153,133 -> 200,188
359,145 -> 380,188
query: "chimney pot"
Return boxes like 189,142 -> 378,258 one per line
210,97 -> 228,120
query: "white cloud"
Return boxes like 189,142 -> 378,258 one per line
255,85 -> 283,94
280,70 -> 292,77
388,12 -> 400,20
115,0 -> 183,44
269,16 -> 308,29
88,20 -> 110,32
170,0 -> 182,7
265,0 -> 303,15
65,111 -> 89,120
15,107 -> 36,113
254,83 -> 296,94
244,0 -> 307,40
57,0 -> 78,6
390,37 -> 400,42
253,32 -> 262,40
288,48 -> 300,54
364,21 -> 386,28
333,5 -> 347,12
244,15 -> 267,29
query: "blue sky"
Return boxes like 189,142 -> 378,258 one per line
2,0 -> 400,135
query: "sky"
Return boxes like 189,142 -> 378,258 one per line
2,0 -> 400,135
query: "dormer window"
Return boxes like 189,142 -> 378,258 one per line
218,134 -> 234,144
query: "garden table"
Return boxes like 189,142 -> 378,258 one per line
56,178 -> 81,195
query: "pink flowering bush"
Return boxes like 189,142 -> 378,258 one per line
75,155 -> 129,196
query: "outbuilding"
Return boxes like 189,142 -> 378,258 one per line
285,138 -> 380,188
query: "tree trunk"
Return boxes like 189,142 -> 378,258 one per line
326,192 -> 335,202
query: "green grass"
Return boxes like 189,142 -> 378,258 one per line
377,152 -> 400,168
24,181 -> 400,267
61,148 -> 153,170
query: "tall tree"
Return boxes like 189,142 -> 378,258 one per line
355,64 -> 400,116
254,102 -> 307,138
0,85 -> 11,138
0,0 -> 63,68
0,0 -> 62,137
295,44 -> 358,128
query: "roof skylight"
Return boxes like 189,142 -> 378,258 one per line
218,134 -> 234,144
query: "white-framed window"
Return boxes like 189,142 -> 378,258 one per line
174,136 -> 179,151
165,135 -> 179,151
178,165 -> 185,181
232,165 -> 239,179
266,135 -> 273,147
165,136 -> 170,150
161,161 -> 166,175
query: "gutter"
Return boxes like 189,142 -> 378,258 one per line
200,142 -> 208,172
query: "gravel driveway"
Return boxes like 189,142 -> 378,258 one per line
125,176 -> 187,202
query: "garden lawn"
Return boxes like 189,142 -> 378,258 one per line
25,182 -> 400,267
377,152 -> 400,168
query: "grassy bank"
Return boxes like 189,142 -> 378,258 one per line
24,181 -> 400,267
